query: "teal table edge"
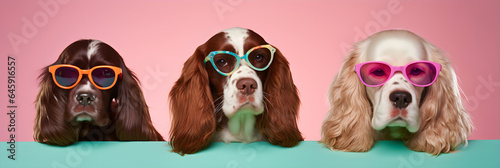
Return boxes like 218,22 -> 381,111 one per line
1,140 -> 499,168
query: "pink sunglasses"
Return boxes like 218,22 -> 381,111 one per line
354,61 -> 441,87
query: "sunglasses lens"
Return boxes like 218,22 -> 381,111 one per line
213,54 -> 237,73
91,68 -> 116,88
360,63 -> 391,86
406,62 -> 437,86
54,67 -> 79,87
247,48 -> 272,69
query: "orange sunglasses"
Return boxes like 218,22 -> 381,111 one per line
48,64 -> 122,90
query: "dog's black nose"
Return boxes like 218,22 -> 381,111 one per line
389,91 -> 412,109
236,78 -> 257,95
76,93 -> 96,106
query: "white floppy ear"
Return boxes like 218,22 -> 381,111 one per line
406,40 -> 473,155
320,41 -> 376,152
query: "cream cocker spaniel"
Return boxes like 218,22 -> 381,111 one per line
321,30 -> 472,155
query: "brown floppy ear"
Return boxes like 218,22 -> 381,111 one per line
256,47 -> 303,147
34,66 -> 78,146
406,41 -> 473,155
169,46 -> 216,155
114,59 -> 164,141
320,43 -> 376,152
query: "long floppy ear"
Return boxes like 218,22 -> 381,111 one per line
169,46 -> 216,155
256,48 -> 303,147
34,66 -> 78,146
114,60 -> 164,141
406,41 -> 473,155
320,42 -> 376,152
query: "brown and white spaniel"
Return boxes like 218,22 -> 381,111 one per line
321,30 -> 473,155
169,27 -> 303,155
34,39 -> 164,146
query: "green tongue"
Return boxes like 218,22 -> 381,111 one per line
227,108 -> 257,141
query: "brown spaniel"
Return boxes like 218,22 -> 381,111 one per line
169,27 -> 303,155
34,39 -> 164,146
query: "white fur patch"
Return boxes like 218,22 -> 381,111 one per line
76,81 -> 94,93
87,40 -> 101,60
366,37 -> 424,65
217,28 -> 265,143
222,27 -> 249,56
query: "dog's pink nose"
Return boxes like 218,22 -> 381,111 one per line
236,78 -> 257,95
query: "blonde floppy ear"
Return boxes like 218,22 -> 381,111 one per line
320,43 -> 376,152
406,41 -> 473,155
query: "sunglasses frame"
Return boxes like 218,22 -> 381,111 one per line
48,64 -> 122,90
204,44 -> 276,76
354,61 -> 442,87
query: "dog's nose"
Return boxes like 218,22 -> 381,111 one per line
236,78 -> 257,95
389,91 -> 412,109
76,93 -> 96,106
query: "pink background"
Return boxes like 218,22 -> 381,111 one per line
1,0 -> 499,142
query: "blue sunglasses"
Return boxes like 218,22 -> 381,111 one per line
204,44 -> 276,76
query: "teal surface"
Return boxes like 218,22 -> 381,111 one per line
1,140 -> 499,168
